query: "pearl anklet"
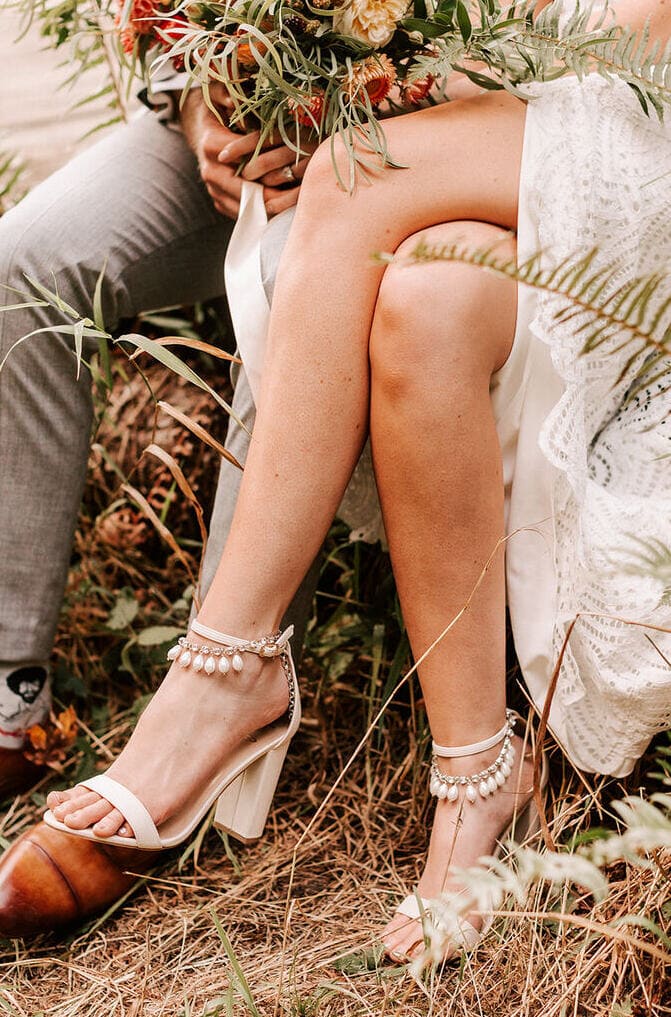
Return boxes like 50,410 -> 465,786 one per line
166,619 -> 297,719
429,709 -> 516,804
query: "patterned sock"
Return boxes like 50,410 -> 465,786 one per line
0,663 -> 51,750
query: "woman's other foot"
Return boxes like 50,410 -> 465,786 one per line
381,734 -> 536,961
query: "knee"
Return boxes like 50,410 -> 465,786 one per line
370,223 -> 516,398
297,135 -> 355,215
0,201 -> 116,331
0,207 -> 105,368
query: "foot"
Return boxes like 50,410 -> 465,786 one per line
45,629 -> 290,840
381,735 -> 535,962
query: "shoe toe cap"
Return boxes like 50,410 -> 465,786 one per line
0,822 -> 156,938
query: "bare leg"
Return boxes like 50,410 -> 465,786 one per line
48,93 -> 527,839
368,221 -> 534,957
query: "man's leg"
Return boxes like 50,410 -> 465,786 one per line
0,112 -> 235,748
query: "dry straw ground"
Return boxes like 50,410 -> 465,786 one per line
0,342 -> 669,1016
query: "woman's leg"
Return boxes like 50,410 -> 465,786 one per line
48,92 -> 527,839
368,221 -> 532,957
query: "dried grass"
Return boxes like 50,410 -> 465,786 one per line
0,350 -> 669,1017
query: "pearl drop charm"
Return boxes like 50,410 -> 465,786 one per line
501,761 -> 512,778
437,784 -> 449,800
447,784 -> 459,802
167,644 -> 180,661
231,653 -> 244,673
179,650 -> 191,668
495,769 -> 506,787
479,781 -> 490,799
487,775 -> 498,795
204,657 -> 216,675
218,656 -> 231,675
430,776 -> 441,797
193,654 -> 204,672
466,785 -> 477,804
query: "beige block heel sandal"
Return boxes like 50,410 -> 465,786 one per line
43,621 -> 301,851
393,710 -> 549,958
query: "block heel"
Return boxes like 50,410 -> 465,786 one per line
214,743 -> 289,844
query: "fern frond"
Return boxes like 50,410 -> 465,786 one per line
523,7 -> 671,117
407,240 -> 671,366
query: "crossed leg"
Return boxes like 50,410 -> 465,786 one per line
47,92 -> 527,850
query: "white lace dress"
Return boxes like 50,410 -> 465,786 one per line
339,45 -> 671,779
499,65 -> 671,777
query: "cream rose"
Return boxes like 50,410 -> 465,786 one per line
334,0 -> 410,50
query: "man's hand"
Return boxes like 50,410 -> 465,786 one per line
180,84 -> 316,220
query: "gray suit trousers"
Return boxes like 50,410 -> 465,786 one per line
0,112 -> 310,671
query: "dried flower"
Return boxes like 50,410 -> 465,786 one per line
334,0 -> 409,49
288,91 -> 326,128
24,707 -> 79,771
400,73 -> 434,105
118,0 -> 158,36
345,54 -> 397,106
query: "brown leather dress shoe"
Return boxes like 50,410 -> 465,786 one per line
0,747 -> 45,800
0,821 -> 161,937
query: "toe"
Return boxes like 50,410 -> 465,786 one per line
381,913 -> 423,962
46,786 -> 87,811
46,790 -> 66,810
392,923 -> 425,959
63,798 -> 114,830
53,789 -> 99,818
92,808 -> 133,839
50,786 -> 92,819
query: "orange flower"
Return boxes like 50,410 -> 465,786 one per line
345,54 -> 397,107
288,91 -> 326,128
155,14 -> 191,68
233,28 -> 269,68
400,73 -> 434,105
118,22 -> 137,53
118,0 -> 158,36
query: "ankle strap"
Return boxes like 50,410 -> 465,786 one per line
190,620 -> 294,653
432,710 -> 515,759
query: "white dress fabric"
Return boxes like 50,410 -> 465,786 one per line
502,67 -> 671,777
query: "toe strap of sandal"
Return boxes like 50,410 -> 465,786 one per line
396,895 -> 482,953
78,774 -> 162,850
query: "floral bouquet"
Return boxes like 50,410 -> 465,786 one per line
114,0 -> 448,175
113,0 -> 671,178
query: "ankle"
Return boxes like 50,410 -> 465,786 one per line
169,620 -> 293,678
429,710 -> 517,805
194,604 -> 284,639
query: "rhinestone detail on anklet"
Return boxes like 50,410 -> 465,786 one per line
429,709 -> 516,804
165,624 -> 297,720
